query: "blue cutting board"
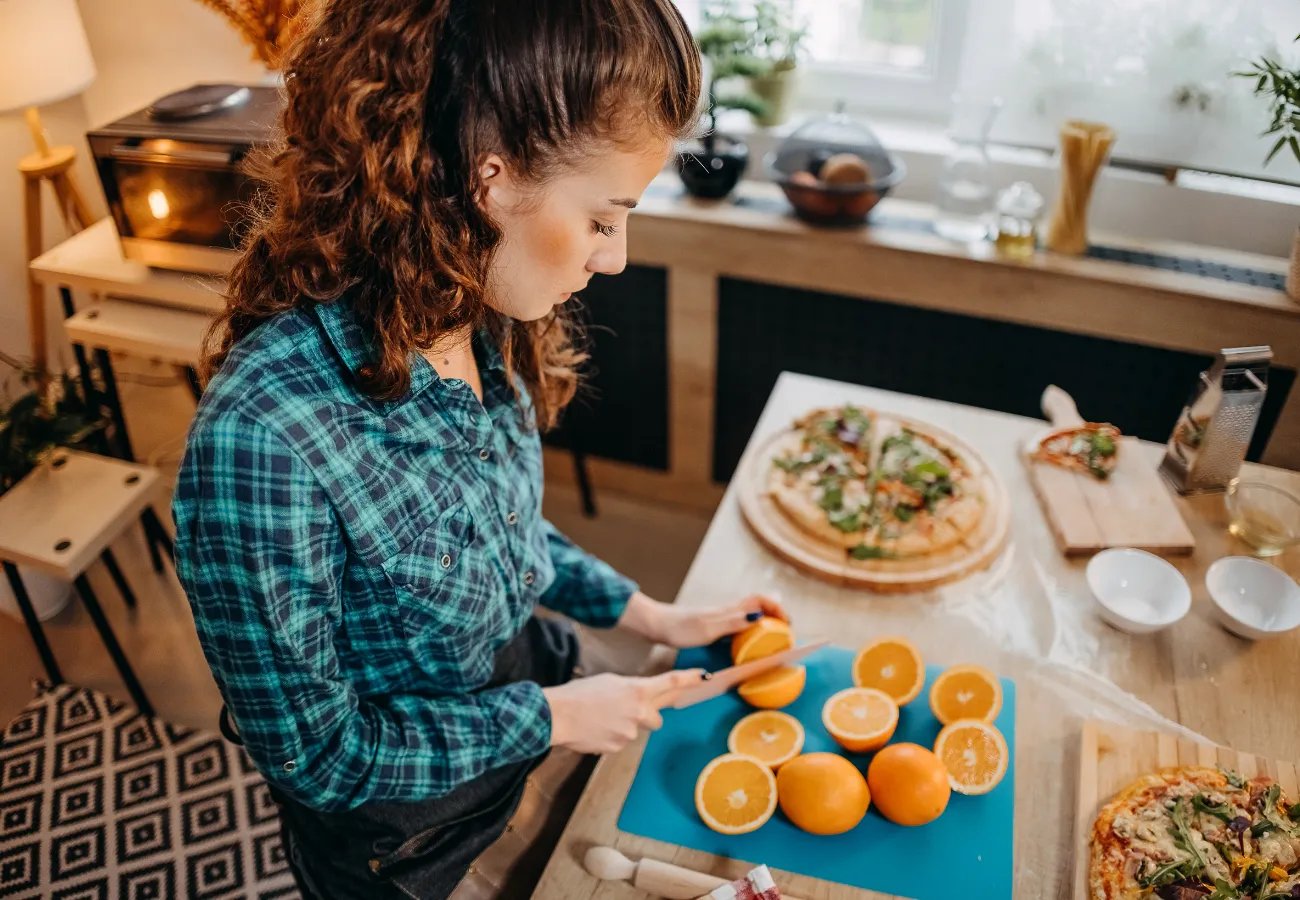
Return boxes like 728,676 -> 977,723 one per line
617,644 -> 1016,900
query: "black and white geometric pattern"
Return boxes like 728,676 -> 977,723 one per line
0,683 -> 298,898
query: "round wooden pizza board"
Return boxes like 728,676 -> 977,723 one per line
737,412 -> 1011,593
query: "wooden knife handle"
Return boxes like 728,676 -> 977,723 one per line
1041,384 -> 1085,428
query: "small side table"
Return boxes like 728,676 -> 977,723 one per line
0,450 -> 167,716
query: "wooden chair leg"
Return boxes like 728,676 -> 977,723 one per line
92,347 -> 135,461
100,548 -> 138,610
140,508 -> 174,571
3,561 -> 64,684
73,574 -> 154,717
572,450 -> 598,518
183,366 -> 203,403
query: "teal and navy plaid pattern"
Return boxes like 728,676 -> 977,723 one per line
171,299 -> 637,811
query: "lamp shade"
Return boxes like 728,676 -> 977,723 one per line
0,0 -> 96,114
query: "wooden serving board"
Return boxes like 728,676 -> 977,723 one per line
1073,720 -> 1300,899
737,411 -> 1010,593
1024,387 -> 1195,557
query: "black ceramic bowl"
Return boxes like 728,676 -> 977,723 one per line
766,142 -> 906,226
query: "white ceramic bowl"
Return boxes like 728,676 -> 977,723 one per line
1205,556 -> 1300,640
1086,548 -> 1191,634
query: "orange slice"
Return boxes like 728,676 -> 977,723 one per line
737,665 -> 806,709
933,719 -> 1009,796
694,753 -> 778,835
730,617 -> 795,665
776,752 -> 871,835
928,664 -> 1002,725
821,687 -> 898,753
727,711 -> 805,770
852,636 -> 925,706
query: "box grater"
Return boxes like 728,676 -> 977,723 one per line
1160,346 -> 1272,494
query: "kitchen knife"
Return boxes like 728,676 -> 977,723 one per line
670,639 -> 830,709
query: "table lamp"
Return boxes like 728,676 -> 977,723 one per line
0,0 -> 98,376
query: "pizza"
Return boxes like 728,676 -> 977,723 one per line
1090,766 -> 1300,899
1034,422 -> 1121,480
766,405 -> 986,561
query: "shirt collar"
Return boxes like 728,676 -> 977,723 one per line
312,298 -> 506,399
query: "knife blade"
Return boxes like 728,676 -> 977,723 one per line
670,639 -> 830,709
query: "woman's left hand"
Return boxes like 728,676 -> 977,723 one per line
621,591 -> 790,650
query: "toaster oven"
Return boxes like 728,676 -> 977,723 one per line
87,83 -> 283,275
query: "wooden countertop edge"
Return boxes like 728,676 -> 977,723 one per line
630,177 -> 1299,321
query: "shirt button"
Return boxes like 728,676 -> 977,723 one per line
506,511 -> 519,526
478,448 -> 491,461
440,553 -> 453,568
283,760 -> 297,773
522,571 -> 535,586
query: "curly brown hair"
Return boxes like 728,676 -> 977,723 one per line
203,0 -> 701,429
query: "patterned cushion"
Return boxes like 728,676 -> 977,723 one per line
0,682 -> 297,899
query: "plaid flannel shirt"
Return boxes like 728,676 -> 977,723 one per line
171,298 -> 637,811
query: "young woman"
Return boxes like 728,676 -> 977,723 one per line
170,0 -> 788,897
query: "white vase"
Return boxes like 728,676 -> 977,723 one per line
0,568 -> 74,622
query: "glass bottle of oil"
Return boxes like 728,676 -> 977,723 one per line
994,181 -> 1044,260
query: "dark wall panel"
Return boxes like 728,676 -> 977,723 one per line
713,278 -> 1293,483
544,264 -> 670,471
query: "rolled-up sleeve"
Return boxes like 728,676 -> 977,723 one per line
536,520 -> 638,628
171,413 -> 551,811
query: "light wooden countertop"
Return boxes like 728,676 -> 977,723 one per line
535,373 -> 1300,900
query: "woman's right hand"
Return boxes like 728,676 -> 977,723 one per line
542,668 -> 705,755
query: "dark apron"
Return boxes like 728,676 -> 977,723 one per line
222,615 -> 582,900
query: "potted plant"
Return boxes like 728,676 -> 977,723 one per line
1236,40 -> 1300,300
747,0 -> 809,128
678,1 -> 769,200
0,359 -> 111,621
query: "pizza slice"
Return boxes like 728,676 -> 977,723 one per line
860,427 -> 984,559
768,407 -> 876,549
1034,423 -> 1121,480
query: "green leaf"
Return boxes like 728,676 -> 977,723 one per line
818,484 -> 844,511
828,508 -> 864,533
1193,793 -> 1235,824
849,544 -> 891,560
894,505 -> 915,522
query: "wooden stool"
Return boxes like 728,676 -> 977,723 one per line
0,450 -> 167,716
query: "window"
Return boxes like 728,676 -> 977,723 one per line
678,0 -> 972,120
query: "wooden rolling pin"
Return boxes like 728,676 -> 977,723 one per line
584,846 -> 808,900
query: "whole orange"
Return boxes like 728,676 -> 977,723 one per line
775,752 -> 870,835
866,743 -> 951,827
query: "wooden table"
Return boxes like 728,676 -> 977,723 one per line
535,372 -> 1300,900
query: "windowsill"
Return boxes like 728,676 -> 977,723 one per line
707,107 -> 1300,205
680,108 -> 1300,257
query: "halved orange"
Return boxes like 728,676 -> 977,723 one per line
727,711 -> 805,770
821,687 -> 898,753
737,665 -> 806,709
928,664 -> 1002,726
694,753 -> 778,835
852,636 -> 925,706
730,617 -> 795,665
933,719 -> 1009,796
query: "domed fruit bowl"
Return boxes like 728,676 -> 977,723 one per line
766,109 -> 906,227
